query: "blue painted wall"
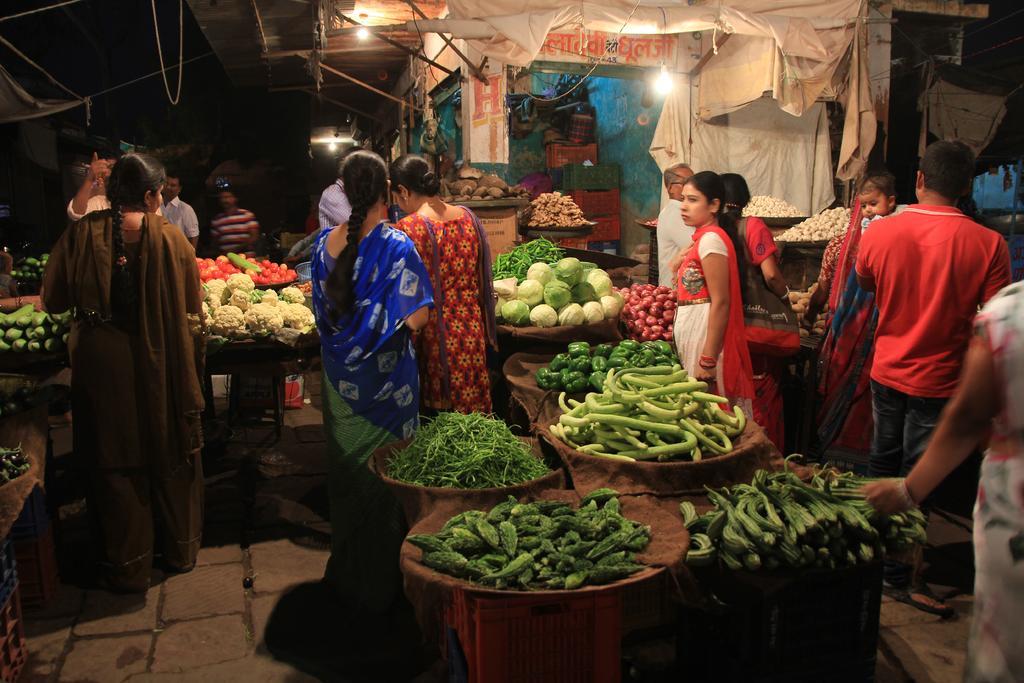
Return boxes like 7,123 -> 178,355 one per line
586,76 -> 664,256
973,164 -> 1020,213
407,74 -> 666,254
410,97 -> 462,160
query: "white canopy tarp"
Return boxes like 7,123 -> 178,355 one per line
423,0 -> 872,180
409,5 -> 834,66
0,65 -> 83,124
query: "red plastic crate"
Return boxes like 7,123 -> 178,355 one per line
546,143 -> 598,170
590,216 -> 621,242
0,586 -> 26,683
620,571 -> 670,637
569,190 -> 620,218
557,237 -> 589,250
13,526 -> 59,609
447,586 -> 622,683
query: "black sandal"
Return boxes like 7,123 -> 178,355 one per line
884,583 -> 955,618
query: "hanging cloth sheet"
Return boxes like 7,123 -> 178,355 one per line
0,65 -> 84,124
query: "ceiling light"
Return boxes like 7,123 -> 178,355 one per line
356,26 -> 369,40
328,141 -> 338,152
655,65 -> 673,95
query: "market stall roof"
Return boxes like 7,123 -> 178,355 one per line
186,0 -> 447,118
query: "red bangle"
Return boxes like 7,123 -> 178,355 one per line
699,354 -> 716,365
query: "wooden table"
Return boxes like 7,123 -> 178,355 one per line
204,340 -> 321,443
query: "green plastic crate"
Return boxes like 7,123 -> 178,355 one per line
562,163 -> 620,191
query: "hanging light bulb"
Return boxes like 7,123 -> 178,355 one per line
328,141 -> 338,152
356,26 -> 370,40
655,65 -> 674,95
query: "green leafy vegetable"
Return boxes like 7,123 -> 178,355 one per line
388,413 -> 549,489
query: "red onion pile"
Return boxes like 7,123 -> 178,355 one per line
619,284 -> 676,342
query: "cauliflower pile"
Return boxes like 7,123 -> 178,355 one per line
210,305 -> 246,338
243,303 -> 284,335
280,303 -> 315,331
203,273 -> 315,342
203,279 -> 227,311
279,286 -> 305,305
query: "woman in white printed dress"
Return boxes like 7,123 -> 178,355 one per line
864,281 -> 1024,682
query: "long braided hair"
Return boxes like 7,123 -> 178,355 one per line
324,150 -> 389,322
105,153 -> 166,322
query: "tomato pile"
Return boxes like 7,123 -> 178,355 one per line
618,284 -> 676,342
196,256 -> 297,285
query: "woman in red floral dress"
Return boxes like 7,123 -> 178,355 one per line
390,155 -> 497,413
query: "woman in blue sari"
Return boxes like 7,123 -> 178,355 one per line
311,150 -> 433,613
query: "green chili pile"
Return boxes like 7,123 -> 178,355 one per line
388,412 -> 550,488
492,239 -> 564,282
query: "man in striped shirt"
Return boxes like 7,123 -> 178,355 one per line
211,190 -> 260,255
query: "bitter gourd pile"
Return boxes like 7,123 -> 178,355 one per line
682,465 -> 928,571
409,488 -> 650,590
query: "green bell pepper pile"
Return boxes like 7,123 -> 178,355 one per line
534,340 -> 677,392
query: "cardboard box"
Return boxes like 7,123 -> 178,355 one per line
475,207 -> 519,256
279,232 -> 306,250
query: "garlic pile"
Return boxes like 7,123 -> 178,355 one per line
776,207 -> 852,243
789,284 -> 827,337
743,195 -> 803,218
528,192 -> 588,228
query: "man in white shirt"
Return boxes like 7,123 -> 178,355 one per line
161,174 -> 200,248
656,163 -> 695,288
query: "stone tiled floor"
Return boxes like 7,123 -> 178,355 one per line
19,375 -> 978,682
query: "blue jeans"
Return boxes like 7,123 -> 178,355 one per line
868,381 -> 948,587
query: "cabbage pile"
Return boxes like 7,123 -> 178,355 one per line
495,258 -> 623,328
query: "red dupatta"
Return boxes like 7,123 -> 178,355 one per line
690,224 -> 755,406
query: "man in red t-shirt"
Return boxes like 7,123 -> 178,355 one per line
856,140 -> 1010,613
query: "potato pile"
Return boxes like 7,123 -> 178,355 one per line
441,166 -> 531,202
777,207 -> 851,243
528,192 -> 588,228
743,195 -> 803,218
789,284 -> 828,337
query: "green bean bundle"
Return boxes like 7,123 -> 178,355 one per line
549,365 -> 746,462
492,238 -> 564,282
388,412 -> 550,488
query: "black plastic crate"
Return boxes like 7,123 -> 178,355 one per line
677,562 -> 882,682
11,486 -> 49,541
0,540 -> 15,610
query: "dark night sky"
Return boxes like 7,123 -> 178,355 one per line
1,0 -> 223,144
